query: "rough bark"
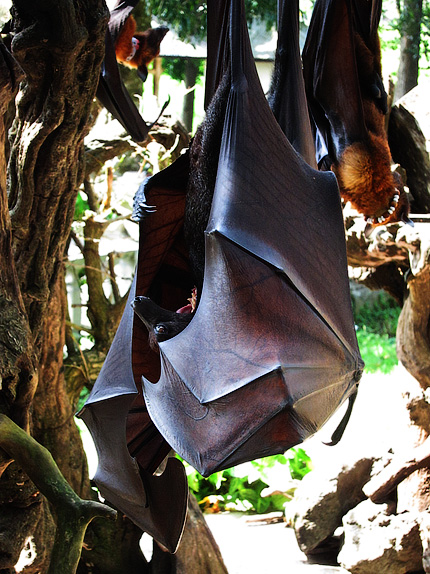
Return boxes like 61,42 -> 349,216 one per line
8,0 -> 108,343
0,1 -> 114,572
182,58 -> 200,132
0,5 -> 228,573
397,244 -> 430,389
388,104 -> 430,213
83,214 -> 129,353
0,414 -> 117,574
395,0 -> 423,100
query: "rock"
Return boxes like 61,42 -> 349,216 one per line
290,457 -> 376,554
338,500 -> 423,574
418,512 -> 430,573
396,79 -> 430,150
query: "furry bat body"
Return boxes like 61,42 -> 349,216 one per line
131,70 -> 229,341
183,69 -> 231,298
303,0 -> 411,229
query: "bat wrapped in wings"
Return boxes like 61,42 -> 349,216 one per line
80,0 -> 363,551
78,0 -> 236,554
134,0 -> 364,478
302,0 -> 412,229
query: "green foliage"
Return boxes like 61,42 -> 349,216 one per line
147,1 -> 277,42
77,387 -> 91,412
74,191 -> 90,221
352,290 -> 401,374
356,331 -> 398,374
182,448 -> 312,514
353,292 -> 401,337
162,57 -> 206,83
380,0 -> 430,70
286,448 -> 313,480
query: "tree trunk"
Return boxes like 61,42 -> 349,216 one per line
182,58 -> 199,132
395,0 -> 423,100
0,4 -> 229,573
0,1 -> 110,570
388,103 -> 430,213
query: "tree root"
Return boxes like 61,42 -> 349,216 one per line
0,414 -> 117,574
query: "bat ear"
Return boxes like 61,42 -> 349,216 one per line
137,65 -> 148,82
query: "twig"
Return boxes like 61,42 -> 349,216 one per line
65,320 -> 94,335
108,252 -> 121,304
70,229 -> 84,254
83,178 -> 100,213
0,415 -> 116,574
101,165 -> 113,211
245,513 -> 285,526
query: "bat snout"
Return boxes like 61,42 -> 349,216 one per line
132,296 -> 162,328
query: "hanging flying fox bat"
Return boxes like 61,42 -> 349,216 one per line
302,0 -> 412,230
80,0 -> 362,552
113,14 -> 168,82
133,0 -> 363,478
96,0 -> 168,143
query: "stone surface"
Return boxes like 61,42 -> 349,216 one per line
290,457 -> 376,554
338,500 -> 423,574
418,512 -> 430,573
204,513 -> 350,574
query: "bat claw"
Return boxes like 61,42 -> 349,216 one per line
132,181 -> 156,221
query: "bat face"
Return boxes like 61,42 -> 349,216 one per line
114,15 -> 168,82
132,296 -> 192,347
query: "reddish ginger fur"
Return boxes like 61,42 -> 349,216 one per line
332,31 -> 410,226
115,16 -> 167,74
333,131 -> 408,224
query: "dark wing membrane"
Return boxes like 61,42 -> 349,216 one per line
268,0 -> 317,166
205,0 -> 230,109
142,0 -> 362,477
302,0 -> 367,156
78,279 -> 188,552
108,0 -> 140,41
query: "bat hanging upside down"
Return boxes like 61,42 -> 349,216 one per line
303,0 -> 413,233
331,94 -> 410,230
114,15 -> 168,82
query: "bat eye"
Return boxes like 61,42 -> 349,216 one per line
154,324 -> 168,335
